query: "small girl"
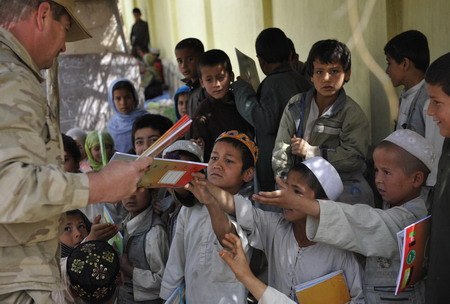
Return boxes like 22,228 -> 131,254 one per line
119,189 -> 169,303
107,78 -> 148,153
84,131 -> 115,172
189,156 -> 364,302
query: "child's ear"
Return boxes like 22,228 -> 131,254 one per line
344,69 -> 351,83
199,78 -> 205,88
242,167 -> 255,183
412,171 -> 425,188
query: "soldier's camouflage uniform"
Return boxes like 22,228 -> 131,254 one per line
0,27 -> 90,296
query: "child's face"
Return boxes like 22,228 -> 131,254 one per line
373,147 -> 418,206
385,55 -> 406,88
282,170 -> 315,222
177,93 -> 189,116
134,127 -> 161,155
113,88 -> 136,114
122,189 -> 151,217
91,144 -> 113,163
64,150 -> 79,173
207,141 -> 252,195
60,214 -> 88,248
200,65 -> 233,100
427,84 -> 450,137
175,48 -> 200,81
311,60 -> 350,101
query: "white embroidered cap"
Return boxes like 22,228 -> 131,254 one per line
162,140 -> 204,162
383,129 -> 435,171
302,156 -> 343,200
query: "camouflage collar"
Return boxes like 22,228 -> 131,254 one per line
0,27 -> 44,83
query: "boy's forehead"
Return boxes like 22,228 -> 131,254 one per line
313,59 -> 343,69
175,48 -> 199,58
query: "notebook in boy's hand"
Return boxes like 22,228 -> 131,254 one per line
395,215 -> 431,295
137,115 -> 192,159
295,270 -> 350,304
102,206 -> 124,256
111,152 -> 207,188
235,48 -> 260,91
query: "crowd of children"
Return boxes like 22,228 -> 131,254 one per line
54,27 -> 450,304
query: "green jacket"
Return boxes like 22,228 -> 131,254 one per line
0,27 -> 89,294
272,88 -> 370,177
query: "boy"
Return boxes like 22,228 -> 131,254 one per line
232,28 -> 311,193
174,38 -> 205,119
62,134 -> 81,173
160,131 -> 257,304
191,49 -> 254,161
159,140 -> 204,245
118,188 -> 169,303
256,129 -> 435,303
131,113 -> 174,155
385,31 -> 444,195
384,30 -> 429,135
424,52 -> 450,303
272,39 -> 373,205
66,241 -> 123,304
107,78 -> 148,153
173,85 -> 190,120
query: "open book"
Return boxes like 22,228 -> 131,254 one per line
137,114 -> 192,159
295,270 -> 350,304
102,206 -> 124,256
395,215 -> 431,295
112,152 -> 207,188
235,48 -> 260,91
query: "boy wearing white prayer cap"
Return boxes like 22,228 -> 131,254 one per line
254,128 -> 435,303
186,156 -> 364,302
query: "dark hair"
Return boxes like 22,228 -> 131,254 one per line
197,49 -> 233,78
132,8 -> 141,14
287,38 -> 296,54
131,114 -> 174,146
376,141 -> 430,180
306,39 -> 351,77
0,0 -> 67,27
175,38 -> 205,56
289,164 -> 327,199
215,137 -> 254,173
65,209 -> 92,234
255,28 -> 290,64
425,52 -> 450,96
384,30 -> 430,73
62,133 -> 82,163
112,80 -> 137,104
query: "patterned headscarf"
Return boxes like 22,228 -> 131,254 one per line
85,131 -> 114,171
67,240 -> 120,304
215,130 -> 259,165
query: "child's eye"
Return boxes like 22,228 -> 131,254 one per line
383,170 -> 391,175
177,59 -> 182,64
225,159 -> 234,164
314,70 -> 322,75
135,140 -> 143,146
64,226 -> 72,232
331,69 -> 339,74
294,189 -> 303,195
78,224 -> 86,230
210,156 -> 218,161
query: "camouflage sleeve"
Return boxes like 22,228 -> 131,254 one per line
0,63 -> 89,224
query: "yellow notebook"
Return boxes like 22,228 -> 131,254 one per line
296,270 -> 350,304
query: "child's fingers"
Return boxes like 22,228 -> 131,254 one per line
275,176 -> 288,190
93,214 -> 101,225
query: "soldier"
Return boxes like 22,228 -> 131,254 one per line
0,1 -> 152,303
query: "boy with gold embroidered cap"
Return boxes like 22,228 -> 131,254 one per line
255,129 -> 435,303
160,130 -> 257,304
66,240 -> 122,304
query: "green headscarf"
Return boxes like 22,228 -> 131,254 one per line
85,131 -> 115,171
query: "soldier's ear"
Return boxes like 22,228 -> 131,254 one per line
36,2 -> 52,32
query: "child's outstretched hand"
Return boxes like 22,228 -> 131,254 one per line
86,214 -> 119,242
184,172 -> 216,205
219,233 -> 252,283
253,176 -> 321,218
290,135 -> 311,157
